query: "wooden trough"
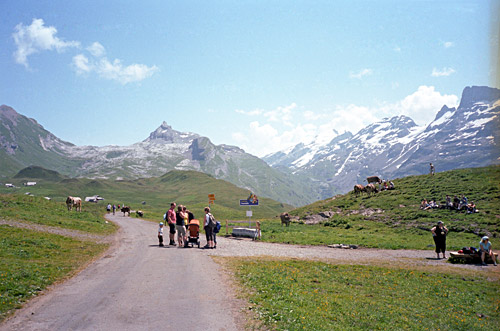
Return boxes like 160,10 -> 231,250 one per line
449,251 -> 498,264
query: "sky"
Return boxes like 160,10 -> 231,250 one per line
1,0 -> 498,157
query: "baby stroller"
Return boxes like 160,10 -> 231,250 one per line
187,219 -> 200,248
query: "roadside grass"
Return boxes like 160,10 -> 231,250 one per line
0,225 -> 108,321
0,194 -> 117,234
257,218 -> 479,250
227,258 -> 500,331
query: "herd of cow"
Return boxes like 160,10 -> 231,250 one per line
353,176 -> 383,197
65,196 -> 131,216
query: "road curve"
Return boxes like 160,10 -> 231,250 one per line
1,214 -> 240,331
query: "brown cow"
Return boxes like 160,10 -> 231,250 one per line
66,196 -> 82,212
353,184 -> 365,197
280,212 -> 291,226
365,183 -> 378,196
121,206 -> 131,216
366,176 -> 382,184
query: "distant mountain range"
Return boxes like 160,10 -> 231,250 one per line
264,86 -> 500,196
1,85 -> 499,205
0,106 -> 317,206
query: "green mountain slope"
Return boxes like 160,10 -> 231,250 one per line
291,166 -> 500,238
2,167 -> 292,220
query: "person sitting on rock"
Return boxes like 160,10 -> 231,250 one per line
445,195 -> 452,209
453,195 -> 460,210
388,181 -> 395,190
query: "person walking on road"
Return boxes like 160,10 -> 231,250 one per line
203,207 -> 215,249
167,202 -> 177,246
431,221 -> 448,259
112,204 -> 116,215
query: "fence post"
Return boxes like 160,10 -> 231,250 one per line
225,220 -> 228,236
257,221 -> 261,239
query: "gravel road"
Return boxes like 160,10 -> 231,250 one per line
1,214 -> 241,331
2,214 -> 496,330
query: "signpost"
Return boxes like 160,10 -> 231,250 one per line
208,194 -> 215,206
240,193 -> 259,226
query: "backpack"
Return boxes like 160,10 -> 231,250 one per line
208,213 -> 217,228
214,221 -> 221,233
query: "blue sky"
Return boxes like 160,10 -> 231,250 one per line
1,1 -> 498,156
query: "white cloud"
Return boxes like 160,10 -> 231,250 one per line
235,109 -> 264,116
72,51 -> 159,84
443,41 -> 454,48
349,68 -> 373,79
395,85 -> 458,124
431,67 -> 456,77
72,54 -> 92,74
13,18 -> 80,67
87,42 -> 106,57
96,58 -> 158,84
393,46 -> 401,52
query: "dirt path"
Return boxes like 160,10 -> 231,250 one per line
0,219 -> 112,243
1,214 -> 241,331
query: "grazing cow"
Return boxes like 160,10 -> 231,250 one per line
66,196 -> 82,212
353,184 -> 365,197
366,176 -> 382,184
365,184 -> 378,196
280,212 -> 291,227
121,206 -> 131,216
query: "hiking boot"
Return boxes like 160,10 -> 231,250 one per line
482,262 -> 487,266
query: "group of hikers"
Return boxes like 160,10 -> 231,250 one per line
158,202 -> 219,249
431,221 -> 496,266
106,203 -> 121,215
420,194 -> 477,213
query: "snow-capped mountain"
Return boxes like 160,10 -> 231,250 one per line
264,86 -> 500,197
0,111 -> 317,206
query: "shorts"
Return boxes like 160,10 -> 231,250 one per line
169,223 -> 176,234
176,225 -> 186,238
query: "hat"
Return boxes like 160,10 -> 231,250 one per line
437,221 -> 443,225
159,222 -> 163,225
482,236 -> 489,241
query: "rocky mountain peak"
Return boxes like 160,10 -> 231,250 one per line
144,121 -> 199,143
458,86 -> 500,109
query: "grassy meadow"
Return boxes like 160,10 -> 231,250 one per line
228,258 -> 500,331
255,166 -> 500,250
0,168 -> 291,220
0,194 -> 117,234
0,195 -> 114,321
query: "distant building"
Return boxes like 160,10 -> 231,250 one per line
85,195 -> 104,202
24,182 -> 37,186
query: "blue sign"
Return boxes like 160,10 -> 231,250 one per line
240,193 -> 259,206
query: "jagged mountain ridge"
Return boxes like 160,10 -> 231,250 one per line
264,86 -> 500,196
0,108 -> 318,206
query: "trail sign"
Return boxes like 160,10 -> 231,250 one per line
239,199 -> 258,206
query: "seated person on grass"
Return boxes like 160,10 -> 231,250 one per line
479,236 -> 497,266
467,201 -> 476,214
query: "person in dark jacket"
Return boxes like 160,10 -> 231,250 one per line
431,221 -> 448,259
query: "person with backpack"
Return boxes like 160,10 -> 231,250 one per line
203,207 -> 216,249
